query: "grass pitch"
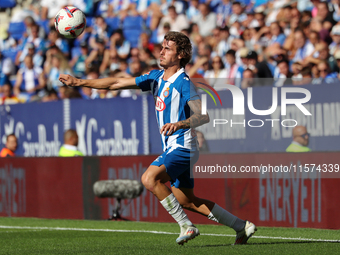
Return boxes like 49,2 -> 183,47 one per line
0,217 -> 339,254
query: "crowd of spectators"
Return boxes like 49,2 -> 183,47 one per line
1,0 -> 340,104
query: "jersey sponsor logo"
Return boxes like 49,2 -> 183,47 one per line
155,96 -> 166,111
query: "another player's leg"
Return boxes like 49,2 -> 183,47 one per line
172,187 -> 257,244
141,165 -> 199,245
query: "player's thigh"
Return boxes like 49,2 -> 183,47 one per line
142,164 -> 171,185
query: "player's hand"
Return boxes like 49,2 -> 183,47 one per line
160,123 -> 180,136
59,74 -> 79,87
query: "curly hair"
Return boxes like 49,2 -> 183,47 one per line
164,31 -> 192,67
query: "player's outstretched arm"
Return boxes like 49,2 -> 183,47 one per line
59,74 -> 139,90
160,99 -> 209,136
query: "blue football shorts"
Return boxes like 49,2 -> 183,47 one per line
151,146 -> 199,189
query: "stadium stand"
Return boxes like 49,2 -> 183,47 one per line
0,0 -> 340,103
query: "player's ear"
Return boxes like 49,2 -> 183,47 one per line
178,53 -> 183,60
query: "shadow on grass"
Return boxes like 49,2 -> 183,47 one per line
193,240 -> 340,248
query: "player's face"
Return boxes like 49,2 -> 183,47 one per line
6,136 -> 18,152
159,40 -> 181,68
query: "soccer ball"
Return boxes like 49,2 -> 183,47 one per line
54,6 -> 86,39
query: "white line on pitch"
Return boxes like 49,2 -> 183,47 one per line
0,225 -> 339,243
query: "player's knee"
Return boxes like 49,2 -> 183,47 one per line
141,172 -> 157,192
176,197 -> 194,209
181,201 -> 195,210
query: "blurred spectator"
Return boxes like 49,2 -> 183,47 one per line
42,89 -> 59,102
313,61 -> 339,84
59,85 -> 82,99
41,0 -> 68,20
128,59 -> 143,77
241,68 -> 255,89
70,41 -> 89,78
286,126 -> 311,152
109,29 -> 131,59
22,16 -> 45,39
291,29 -> 315,63
59,129 -> 83,157
216,0 -> 233,27
14,55 -> 45,97
307,30 -> 320,52
101,48 -> 120,73
0,134 -> 18,157
304,41 -> 337,71
0,32 -> 16,51
237,47 -> 249,67
186,0 -> 201,22
291,62 -> 303,85
0,84 -> 20,105
196,131 -> 209,153
247,50 -> 274,85
268,22 -> 286,47
300,66 -> 313,85
69,0 -> 94,16
316,1 -> 335,30
0,53 -> 15,88
45,28 -> 69,57
225,49 -> 239,85
228,1 -> 247,26
217,27 -> 235,57
19,24 -> 44,55
329,25 -> 340,56
157,6 -> 189,39
4,0 -> 340,105
157,22 -> 171,43
274,59 -> 292,87
301,10 -> 313,23
89,16 -> 112,48
10,5 -> 40,23
204,55 -> 227,88
16,42 -> 44,68
86,37 -> 109,71
333,0 -> 340,22
45,53 -> 72,92
335,50 -> 340,78
198,42 -> 213,60
139,48 -> 155,67
107,0 -> 131,18
254,12 -> 266,28
193,3 -> 217,37
80,71 -> 100,99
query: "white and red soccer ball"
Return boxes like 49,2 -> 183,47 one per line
55,6 -> 86,38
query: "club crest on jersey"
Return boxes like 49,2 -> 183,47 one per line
155,96 -> 166,111
163,87 -> 170,97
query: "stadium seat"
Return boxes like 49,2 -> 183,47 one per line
122,16 -> 144,30
86,17 -> 94,28
37,20 -> 50,34
105,17 -> 120,31
71,47 -> 82,59
0,0 -> 16,8
123,29 -> 142,48
8,22 -> 26,40
150,29 -> 158,44
1,48 -> 19,63
145,16 -> 152,28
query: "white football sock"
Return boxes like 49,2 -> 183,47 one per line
208,204 -> 245,232
160,193 -> 193,227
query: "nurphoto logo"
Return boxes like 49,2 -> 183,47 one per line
196,82 -> 312,128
